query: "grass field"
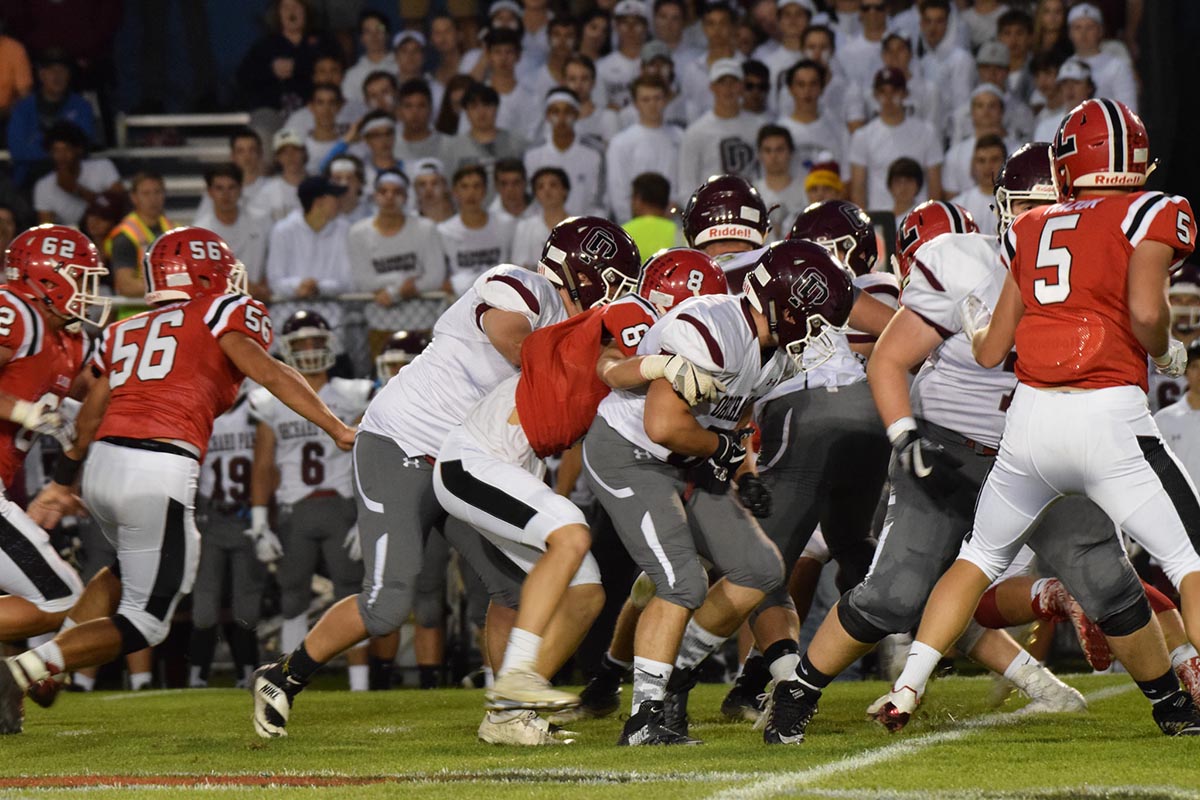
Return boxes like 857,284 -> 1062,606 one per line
4,673 -> 1199,799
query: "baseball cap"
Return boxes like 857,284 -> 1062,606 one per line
272,129 -> 305,152
777,0 -> 816,13
709,58 -> 743,84
976,40 -> 1009,68
614,0 -> 649,18
873,67 -> 907,91
1056,58 -> 1092,83
411,157 -> 446,177
298,175 -> 348,208
970,82 -> 1006,104
641,40 -> 673,64
392,30 -> 426,49
488,0 -> 523,17
1067,3 -> 1103,26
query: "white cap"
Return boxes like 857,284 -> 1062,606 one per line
777,0 -> 815,13
709,57 -> 743,84
411,157 -> 445,177
391,30 -> 426,49
272,129 -> 304,152
1067,3 -> 1103,26
613,0 -> 648,18
488,0 -> 523,17
1056,58 -> 1092,83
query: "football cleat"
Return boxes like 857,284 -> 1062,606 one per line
662,666 -> 698,736
721,656 -> 770,723
1176,655 -> 1200,706
27,666 -> 66,709
1011,664 -> 1087,714
760,680 -> 820,745
1036,578 -> 1112,671
546,663 -> 623,725
1152,690 -> 1200,736
867,685 -> 920,732
252,663 -> 305,739
477,710 -> 575,745
618,700 -> 703,746
0,660 -> 25,734
486,668 -> 579,712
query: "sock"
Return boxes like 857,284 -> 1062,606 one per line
348,664 -> 369,691
1171,643 -> 1199,670
892,641 -> 942,698
1142,581 -> 1177,614
1002,649 -> 1038,684
370,655 -> 397,690
32,640 -> 64,673
71,672 -> 94,692
280,641 -> 322,684
631,656 -> 673,715
280,615 -> 308,655
674,619 -> 727,671
188,626 -> 218,673
795,652 -> 833,693
1136,669 -> 1182,704
973,586 -> 1008,628
188,665 -> 207,688
418,664 -> 438,689
604,650 -> 633,671
483,665 -> 494,688
763,639 -> 801,683
129,671 -> 153,690
498,627 -> 542,676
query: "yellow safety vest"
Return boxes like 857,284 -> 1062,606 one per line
104,212 -> 172,319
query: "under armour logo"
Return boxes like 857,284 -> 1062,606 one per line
582,228 -> 618,261
633,448 -> 653,461
401,457 -> 424,469
789,268 -> 829,308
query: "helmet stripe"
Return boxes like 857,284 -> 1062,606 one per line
1099,98 -> 1126,175
943,201 -> 965,233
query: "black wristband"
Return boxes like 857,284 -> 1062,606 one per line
52,455 -> 82,486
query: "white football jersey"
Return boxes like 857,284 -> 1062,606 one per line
598,294 -> 794,462
360,265 -> 567,457
903,232 -> 1013,448
1154,398 -> 1200,485
251,378 -> 372,504
1149,372 -> 1187,413
199,394 -> 256,504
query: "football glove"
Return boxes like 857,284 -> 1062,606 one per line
735,473 -> 772,518
889,418 -> 969,503
1153,338 -> 1188,378
10,399 -> 75,449
244,506 -> 283,565
640,354 -> 726,407
344,524 -> 362,562
709,428 -> 752,483
957,293 -> 993,340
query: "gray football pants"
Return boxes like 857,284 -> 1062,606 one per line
582,417 -> 784,610
841,419 -> 1146,643
192,498 -> 266,630
277,495 -> 361,620
352,431 -> 524,638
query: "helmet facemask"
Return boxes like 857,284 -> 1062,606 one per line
281,328 -> 336,374
779,304 -> 841,373
32,262 -> 111,329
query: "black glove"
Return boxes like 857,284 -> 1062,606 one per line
736,473 -> 772,518
892,428 -> 971,502
709,428 -> 751,483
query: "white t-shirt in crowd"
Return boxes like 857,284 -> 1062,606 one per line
754,176 -> 808,243
596,50 -> 642,110
437,213 -> 516,295
677,110 -> 761,205
1078,51 -> 1138,112
950,185 -> 997,238
524,138 -> 604,217
32,158 -> 120,225
777,115 -> 847,180
342,54 -> 398,104
265,210 -> 352,297
605,122 -> 683,223
494,84 -> 541,139
195,175 -> 269,222
1155,398 -> 1200,486
510,213 -> 554,269
849,114 -> 944,211
837,33 -> 887,90
249,176 -> 302,222
941,133 -> 1020,196
192,207 -> 271,284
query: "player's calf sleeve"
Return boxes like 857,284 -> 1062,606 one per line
973,586 -> 1009,628
279,641 -> 323,684
1142,581 -> 1177,614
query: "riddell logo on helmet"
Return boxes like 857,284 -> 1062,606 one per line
706,225 -> 758,241
1091,174 -> 1143,186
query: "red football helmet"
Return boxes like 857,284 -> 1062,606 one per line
743,240 -> 855,372
788,200 -> 877,276
994,141 -> 1057,235
1051,98 -> 1151,202
143,226 -> 248,305
682,175 -> 770,249
894,201 -> 978,277
538,216 -> 641,309
375,328 -> 431,378
4,224 -> 110,327
637,248 -> 728,314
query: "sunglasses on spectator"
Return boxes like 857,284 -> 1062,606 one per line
862,3 -> 886,11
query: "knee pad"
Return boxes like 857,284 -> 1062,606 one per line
112,612 -> 156,652
356,588 -> 409,639
629,572 -> 657,609
1097,593 -> 1152,638
724,543 -> 785,596
836,590 -> 898,645
654,561 -> 708,610
413,590 -> 447,629
231,596 -> 262,629
748,585 -> 796,627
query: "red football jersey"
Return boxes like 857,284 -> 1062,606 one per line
0,289 -> 89,487
516,294 -> 656,458
92,294 -> 273,459
1006,191 -> 1197,391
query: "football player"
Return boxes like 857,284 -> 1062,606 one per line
877,101 -> 1200,736
582,240 -> 855,745
681,175 -> 771,270
188,385 -> 261,689
375,329 -> 431,382
4,227 -> 356,724
433,247 -> 726,744
246,310 -> 375,690
1149,266 -> 1200,412
250,216 -> 641,739
0,225 -> 106,730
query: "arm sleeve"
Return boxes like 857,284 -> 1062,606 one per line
317,139 -> 350,175
5,99 -> 42,163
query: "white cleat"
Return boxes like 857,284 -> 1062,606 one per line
1013,664 -> 1087,714
252,665 -> 296,739
478,710 -> 575,745
486,668 -> 580,711
867,685 -> 920,732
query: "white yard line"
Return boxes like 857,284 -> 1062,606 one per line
101,689 -> 190,701
789,787 -> 1200,800
705,684 -> 1136,800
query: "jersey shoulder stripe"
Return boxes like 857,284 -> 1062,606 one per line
911,258 -> 945,291
486,274 -> 540,315
0,289 -> 40,359
676,312 -> 724,368
1123,192 -> 1170,243
204,294 -> 251,336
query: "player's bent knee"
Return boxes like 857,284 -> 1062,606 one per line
752,585 -> 796,619
112,612 -> 160,652
655,564 -> 708,609
724,546 -> 785,595
413,594 -> 446,629
356,589 -> 410,638
837,592 -> 895,644
1097,593 -> 1152,638
546,524 -> 592,561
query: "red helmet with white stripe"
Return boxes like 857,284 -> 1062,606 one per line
143,227 -> 248,305
894,201 -> 978,277
637,248 -> 728,314
4,224 -> 110,327
1051,98 -> 1151,202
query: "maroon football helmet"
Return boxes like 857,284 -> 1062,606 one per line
994,142 -> 1057,235
279,309 -> 335,374
788,200 -> 877,276
637,248 -> 728,314
538,216 -> 641,309
894,201 -> 978,277
682,175 -> 770,249
743,240 -> 855,371
1170,263 -> 1200,335
376,328 -> 431,378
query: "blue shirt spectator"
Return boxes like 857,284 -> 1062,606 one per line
6,48 -> 95,186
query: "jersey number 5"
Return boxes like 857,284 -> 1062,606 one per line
109,309 -> 185,388
1033,214 -> 1080,305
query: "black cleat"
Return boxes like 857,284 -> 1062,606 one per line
0,660 -> 24,734
662,667 -> 699,736
546,659 -> 624,724
1152,690 -> 1200,736
722,655 -> 770,722
252,663 -> 306,739
760,680 -> 820,745
618,700 -> 703,746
